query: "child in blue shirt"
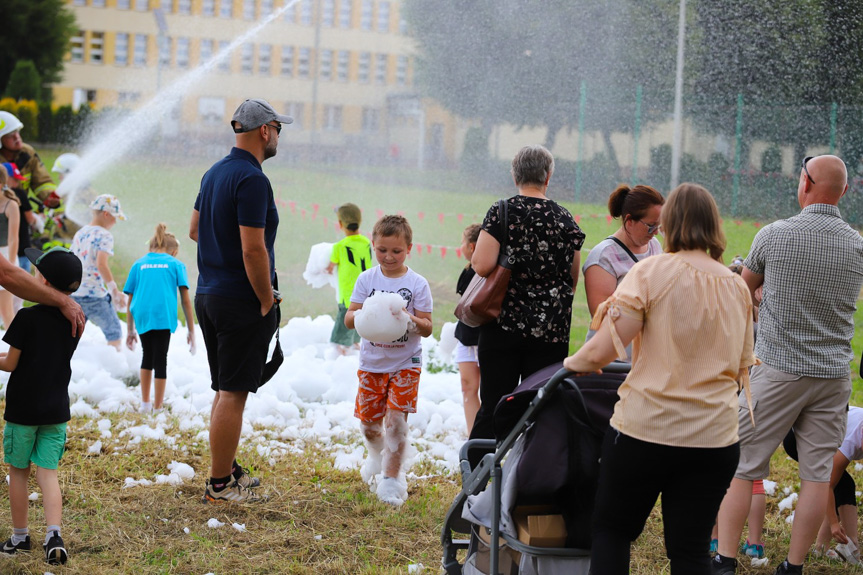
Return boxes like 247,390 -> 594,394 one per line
124,223 -> 195,413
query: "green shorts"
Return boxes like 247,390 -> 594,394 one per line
330,304 -> 361,347
3,422 -> 67,470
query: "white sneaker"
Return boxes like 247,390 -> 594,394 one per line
140,402 -> 153,414
836,541 -> 862,566
376,476 -> 407,506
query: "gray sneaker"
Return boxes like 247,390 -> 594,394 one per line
232,464 -> 260,489
711,554 -> 737,575
201,480 -> 263,504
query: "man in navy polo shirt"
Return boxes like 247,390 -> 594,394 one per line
189,98 -> 291,503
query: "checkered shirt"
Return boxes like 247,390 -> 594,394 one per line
745,204 -> 863,378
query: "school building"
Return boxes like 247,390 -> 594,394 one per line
57,0 -> 461,166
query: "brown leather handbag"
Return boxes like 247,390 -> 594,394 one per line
454,199 -> 513,328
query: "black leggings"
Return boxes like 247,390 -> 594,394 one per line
140,329 -> 171,379
590,430 -> 739,575
469,322 -> 569,442
783,430 -> 856,508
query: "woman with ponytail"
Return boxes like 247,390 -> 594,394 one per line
123,223 -> 195,413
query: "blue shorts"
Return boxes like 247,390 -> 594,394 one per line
17,256 -> 30,272
73,294 -> 122,342
3,422 -> 67,470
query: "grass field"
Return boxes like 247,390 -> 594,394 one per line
1,150 -> 857,573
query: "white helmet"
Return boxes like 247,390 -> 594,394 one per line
0,111 -> 23,141
52,153 -> 81,175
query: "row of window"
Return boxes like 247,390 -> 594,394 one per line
70,32 -> 411,85
70,0 -> 407,34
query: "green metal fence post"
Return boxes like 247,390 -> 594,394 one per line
576,80 -> 586,203
632,85 -> 643,187
732,93 -> 744,217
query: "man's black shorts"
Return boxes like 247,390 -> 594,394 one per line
195,294 -> 278,393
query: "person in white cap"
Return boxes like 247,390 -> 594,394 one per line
0,112 -> 59,209
190,98 -> 291,503
69,194 -> 127,350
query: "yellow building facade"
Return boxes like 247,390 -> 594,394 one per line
58,0 -> 459,165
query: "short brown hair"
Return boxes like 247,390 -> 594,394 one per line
372,214 -> 413,245
662,183 -> 726,262
608,184 -> 664,221
511,145 -> 554,187
462,224 -> 481,244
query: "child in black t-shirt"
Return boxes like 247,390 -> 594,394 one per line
0,246 -> 82,566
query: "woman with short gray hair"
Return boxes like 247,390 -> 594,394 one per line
468,145 -> 585,442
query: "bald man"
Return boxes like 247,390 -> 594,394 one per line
712,155 -> 863,575
189,99 -> 292,504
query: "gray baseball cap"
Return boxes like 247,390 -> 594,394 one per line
231,98 -> 293,133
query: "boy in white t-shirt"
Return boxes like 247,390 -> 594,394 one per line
345,215 -> 433,506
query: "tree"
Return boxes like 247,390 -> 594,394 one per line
404,0 -> 679,177
6,60 -> 42,101
0,0 -> 77,99
689,0 -> 863,164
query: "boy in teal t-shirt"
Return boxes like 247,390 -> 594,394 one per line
326,203 -> 371,353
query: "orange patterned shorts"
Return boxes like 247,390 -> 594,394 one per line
354,368 -> 421,422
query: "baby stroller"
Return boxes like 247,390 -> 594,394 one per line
441,361 -> 628,575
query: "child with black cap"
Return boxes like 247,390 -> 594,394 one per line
0,246 -> 83,565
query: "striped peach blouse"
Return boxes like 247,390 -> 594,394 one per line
594,253 -> 757,448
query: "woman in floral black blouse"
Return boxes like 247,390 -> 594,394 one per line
468,145 -> 585,441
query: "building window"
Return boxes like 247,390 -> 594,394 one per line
398,18 -> 407,35
298,47 -> 310,78
115,33 -> 129,66
339,0 -> 352,28
203,0 -> 215,16
218,40 -> 231,71
93,34 -> 111,65
375,53 -> 387,84
220,0 -> 233,18
299,0 -> 312,25
200,39 -> 214,64
177,37 -> 190,68
118,91 -> 141,105
360,0 -> 372,30
92,0 -> 106,7
358,51 -> 370,83
280,46 -> 294,76
377,1 -> 389,32
361,107 -> 379,132
242,0 -> 255,20
261,0 -> 273,17
286,102 -> 303,129
70,32 -> 85,63
319,49 -> 332,81
322,0 -> 335,26
72,0 -> 85,5
158,36 -> 171,67
323,105 -> 342,131
259,44 -> 271,75
116,0 -> 130,8
241,43 -> 254,74
133,34 -> 147,66
134,0 -> 148,10
177,0 -> 191,14
198,97 -> 226,125
337,50 -> 349,82
396,55 -> 407,86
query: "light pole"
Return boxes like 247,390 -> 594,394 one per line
670,0 -> 686,190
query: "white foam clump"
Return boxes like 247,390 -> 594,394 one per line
155,461 -> 196,486
207,518 -> 225,529
303,242 -> 337,290
762,479 -> 777,496
28,492 -> 39,501
354,292 -> 409,343
87,440 -> 102,454
778,492 -> 798,512
436,322 -> 458,359
232,523 -> 246,532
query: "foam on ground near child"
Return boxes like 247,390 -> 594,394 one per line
0,314 -> 465,475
